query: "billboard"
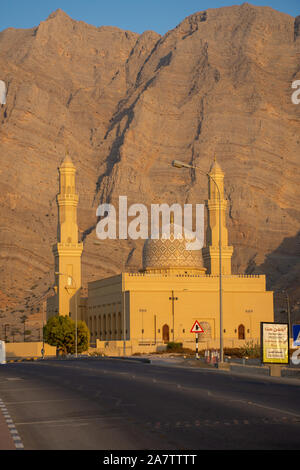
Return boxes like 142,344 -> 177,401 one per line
261,322 -> 289,365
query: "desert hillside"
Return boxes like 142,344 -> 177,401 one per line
0,4 -> 299,338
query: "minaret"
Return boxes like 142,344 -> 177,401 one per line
53,153 -> 83,318
202,159 -> 233,275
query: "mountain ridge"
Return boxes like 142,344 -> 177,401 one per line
0,3 -> 299,337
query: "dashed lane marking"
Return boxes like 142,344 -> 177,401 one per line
146,416 -> 300,429
0,397 -> 24,450
3,398 -> 90,405
14,415 -> 125,426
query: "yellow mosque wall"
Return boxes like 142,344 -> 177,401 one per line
5,342 -> 56,359
47,155 -> 274,356
85,272 -> 273,355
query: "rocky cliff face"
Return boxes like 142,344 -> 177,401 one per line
0,4 -> 299,336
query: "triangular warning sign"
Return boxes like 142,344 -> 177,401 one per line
190,320 -> 204,333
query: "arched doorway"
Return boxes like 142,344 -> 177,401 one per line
103,315 -> 106,340
112,313 -> 117,339
107,314 -> 112,340
162,324 -> 170,343
117,312 -> 122,340
238,324 -> 245,340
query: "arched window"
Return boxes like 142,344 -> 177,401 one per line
238,324 -> 245,340
117,312 -> 122,340
112,313 -> 117,339
108,314 -> 112,340
98,316 -> 102,340
103,315 -> 106,340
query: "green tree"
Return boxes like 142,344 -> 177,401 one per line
43,316 -> 90,355
74,320 -> 90,355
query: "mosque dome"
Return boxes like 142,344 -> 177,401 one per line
142,220 -> 206,275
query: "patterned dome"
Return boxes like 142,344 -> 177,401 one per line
143,222 -> 206,274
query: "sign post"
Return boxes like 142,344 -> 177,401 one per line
260,322 -> 289,365
190,321 -> 204,360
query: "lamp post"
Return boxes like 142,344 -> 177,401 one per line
4,324 -> 9,343
172,159 -> 224,363
123,290 -> 127,356
24,287 -> 56,358
41,301 -> 45,359
169,291 -> 178,342
55,272 -> 79,358
20,315 -> 28,342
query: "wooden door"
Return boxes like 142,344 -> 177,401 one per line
162,324 -> 170,343
238,324 -> 245,340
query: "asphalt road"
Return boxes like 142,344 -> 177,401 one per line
0,358 -> 299,450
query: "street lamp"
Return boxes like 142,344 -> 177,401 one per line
25,287 -> 56,359
172,159 -> 224,363
20,315 -> 28,342
55,272 -> 79,358
4,324 -> 9,343
169,291 -> 178,342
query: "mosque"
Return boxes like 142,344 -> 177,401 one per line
47,154 -> 274,355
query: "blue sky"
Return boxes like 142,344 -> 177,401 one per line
0,1 -> 298,35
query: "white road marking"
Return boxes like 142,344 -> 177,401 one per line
3,398 -> 89,405
246,401 -> 300,419
0,387 -> 60,392
15,443 -> 24,449
0,396 -> 24,450
15,415 -> 124,426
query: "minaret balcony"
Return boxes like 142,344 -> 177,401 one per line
53,242 -> 83,257
57,194 -> 79,203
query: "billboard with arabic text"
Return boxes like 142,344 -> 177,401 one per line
261,323 -> 289,365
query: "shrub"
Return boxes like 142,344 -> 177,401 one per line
166,342 -> 183,352
241,340 -> 260,358
223,342 -> 261,359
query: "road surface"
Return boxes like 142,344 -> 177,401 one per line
0,358 -> 299,450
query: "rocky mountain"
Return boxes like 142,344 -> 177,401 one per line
0,4 -> 299,338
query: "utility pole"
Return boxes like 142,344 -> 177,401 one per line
169,291 -> 178,342
20,315 -> 27,342
4,324 -> 9,343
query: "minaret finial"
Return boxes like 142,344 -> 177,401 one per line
61,148 -> 74,168
209,155 -> 223,175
